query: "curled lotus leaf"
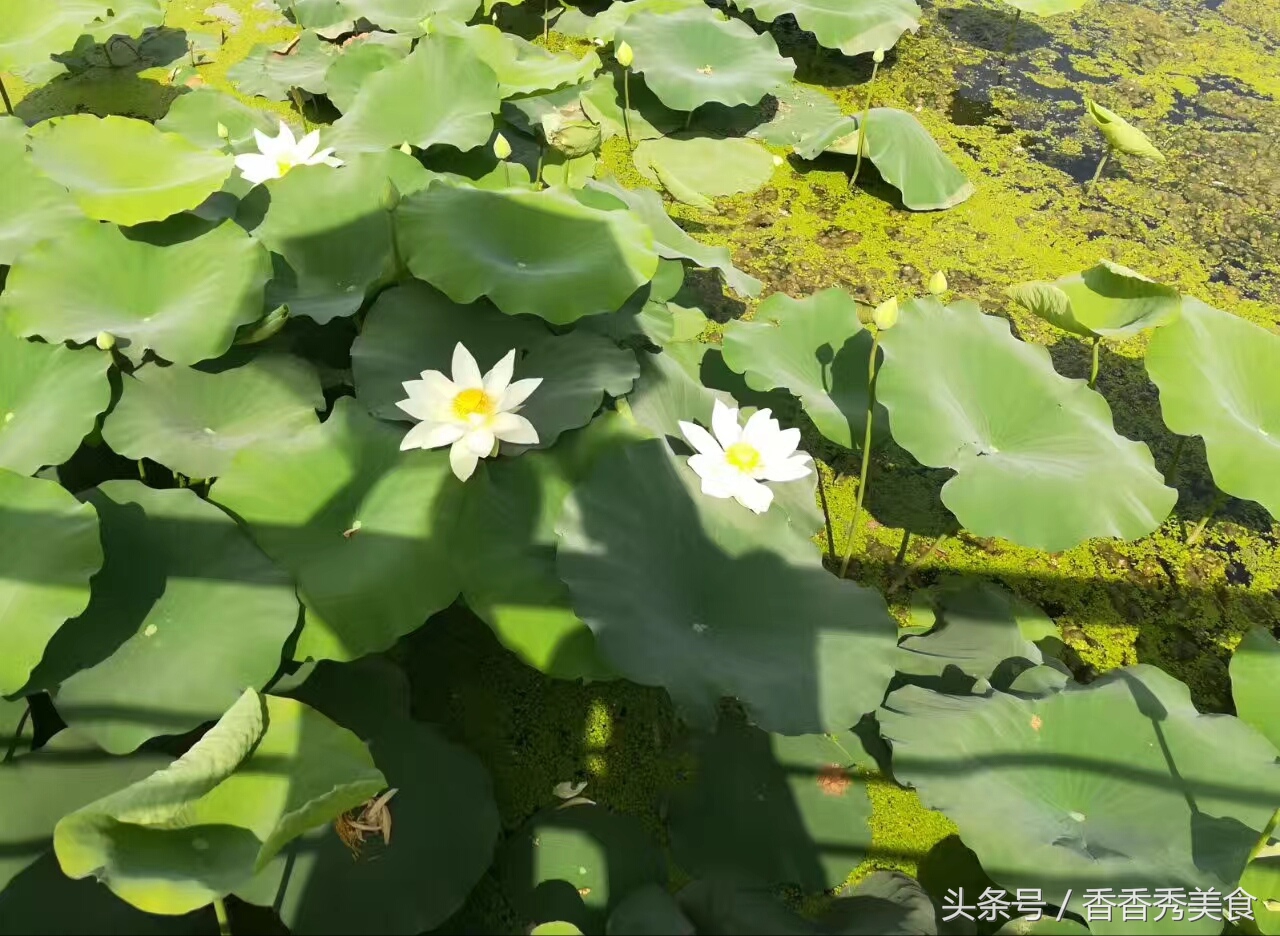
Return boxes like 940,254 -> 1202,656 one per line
0,219 -> 272,366
580,70 -> 685,143
1144,297 -> 1280,518
330,34 -> 501,154
27,115 -> 233,226
880,665 -> 1280,936
555,0 -> 705,42
556,436 -> 898,734
633,136 -> 776,210
53,689 -> 385,915
227,32 -> 338,101
0,470 -> 103,698
721,287 -> 886,450
747,84 -> 850,152
28,482 -> 299,754
732,0 -> 921,58
0,116 -> 82,265
1006,260 -> 1181,340
430,17 -> 602,97
395,181 -> 659,323
616,6 -> 795,112
1085,99 -> 1164,160
876,297 -> 1176,551
0,326 -> 111,476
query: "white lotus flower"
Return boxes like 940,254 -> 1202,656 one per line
678,400 -> 813,514
233,121 -> 344,185
397,343 -> 542,482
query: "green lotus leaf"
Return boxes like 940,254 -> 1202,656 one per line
0,727 -> 168,893
826,108 -> 972,211
579,70 -> 684,143
86,0 -> 164,42
876,297 -> 1176,551
1,219 -> 271,365
323,33 -> 412,113
1230,625 -> 1280,752
272,0 -> 349,30
583,177 -> 762,297
27,115 -> 233,226
1006,260 -> 1181,340
821,870 -> 941,935
675,876 -> 821,934
28,482 -> 298,753
633,136 -> 775,210
1240,851 -> 1280,936
396,181 -> 659,322
721,287 -> 886,450
732,0 -> 920,57
238,658 -> 500,934
430,17 -> 601,97
556,0 -> 705,42
747,84 -> 850,152
616,7 -> 795,112
0,0 -> 108,83
668,721 -> 873,889
344,0 -> 483,32
607,885 -> 694,935
1145,297 -> 1280,518
251,151 -> 434,323
1085,99 -> 1164,160
54,689 -> 385,915
227,32 -> 338,101
996,919 -> 1090,935
556,437 -> 897,733
210,397 -> 463,663
353,282 -> 638,449
0,329 -> 110,476
880,665 -> 1280,936
156,88 -> 281,152
533,924 -> 584,936
0,117 -> 83,265
0,471 -> 102,698
1004,0 -> 1090,14
330,34 -> 500,154
501,801 -> 668,933
101,356 -> 323,480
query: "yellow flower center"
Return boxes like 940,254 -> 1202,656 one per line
452,387 -> 496,420
276,157 -> 297,177
724,442 -> 761,474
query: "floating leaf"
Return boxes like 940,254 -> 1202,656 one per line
430,18 -> 601,97
1230,625 -> 1280,752
323,34 -> 412,113
1006,260 -> 1181,340
633,136 -> 775,210
1,220 -> 271,365
252,151 -> 434,322
27,115 -> 233,226
0,328 -> 111,476
668,721 -> 873,889
876,298 -> 1176,551
557,437 -> 897,733
211,397 -> 462,663
228,32 -> 338,101
501,801 -> 667,933
54,689 -> 385,915
240,659 -> 500,934
616,7 -> 795,112
1145,297 -> 1280,518
330,34 -> 501,154
0,471 -> 102,698
156,88 -> 281,153
102,356 -> 323,480
721,287 -> 885,450
86,0 -> 164,41
747,84 -> 850,152
0,0 -> 109,83
1085,99 -> 1164,160
30,482 -> 298,754
733,0 -> 920,57
0,117 -> 83,266
880,665 -> 1280,936
827,108 -> 972,211
397,182 -> 658,323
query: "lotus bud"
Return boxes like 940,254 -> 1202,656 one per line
616,41 -> 634,68
772,154 -> 783,167
216,122 -> 229,140
493,132 -> 512,161
381,179 -> 401,213
399,141 -> 412,155
872,46 -> 885,64
95,331 -> 116,350
928,270 -> 948,296
872,296 -> 899,331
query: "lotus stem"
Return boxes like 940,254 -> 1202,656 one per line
1166,435 -> 1186,488
137,459 -> 147,481
1087,147 -> 1111,192
1186,490 -> 1228,545
838,333 -> 881,578
213,897 -> 232,936
849,59 -> 880,192
893,529 -> 911,567
684,109 -> 693,130
188,40 -> 197,67
1003,8 -> 1021,55
1247,808 -> 1280,865
535,145 -> 544,187
387,206 -> 403,280
543,0 -> 549,42
1088,337 -> 1101,389
291,87 -> 308,133
3,701 -> 31,762
888,532 -> 952,594
0,76 -> 11,116
622,70 -> 633,151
